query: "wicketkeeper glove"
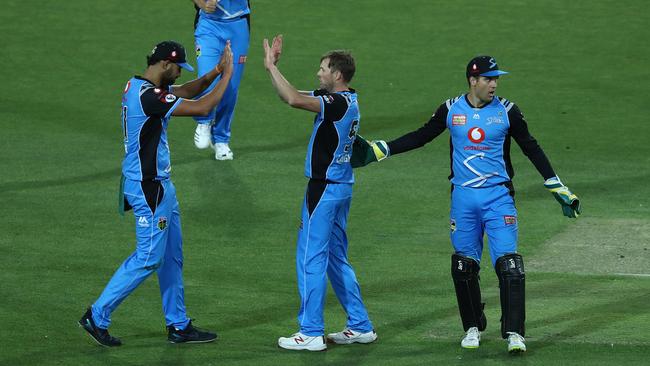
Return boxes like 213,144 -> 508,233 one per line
544,176 -> 581,218
350,135 -> 390,168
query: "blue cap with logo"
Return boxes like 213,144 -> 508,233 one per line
466,56 -> 508,78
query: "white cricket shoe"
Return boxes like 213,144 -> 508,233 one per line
194,124 -> 212,149
461,327 -> 480,349
327,328 -> 377,344
278,332 -> 326,351
214,143 -> 234,160
507,332 -> 526,353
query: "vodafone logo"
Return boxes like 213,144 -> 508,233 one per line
468,127 -> 485,143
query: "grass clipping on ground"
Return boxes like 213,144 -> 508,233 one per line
528,218 -> 650,276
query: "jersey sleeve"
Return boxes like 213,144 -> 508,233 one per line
508,105 -> 556,180
317,93 -> 348,122
312,89 -> 327,97
141,87 -> 183,119
387,102 -> 448,155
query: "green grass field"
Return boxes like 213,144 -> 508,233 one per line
2,0 -> 649,365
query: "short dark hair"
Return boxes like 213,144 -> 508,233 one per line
321,50 -> 355,83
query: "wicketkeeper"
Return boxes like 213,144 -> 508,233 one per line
352,55 -> 580,354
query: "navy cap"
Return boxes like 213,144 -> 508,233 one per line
148,41 -> 194,72
466,56 -> 508,78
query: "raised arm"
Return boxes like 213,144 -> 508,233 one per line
263,35 -> 321,113
172,42 -> 233,116
172,41 -> 231,99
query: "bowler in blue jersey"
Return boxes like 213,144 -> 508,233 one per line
79,40 -> 234,347
263,35 -> 377,351
358,56 -> 580,353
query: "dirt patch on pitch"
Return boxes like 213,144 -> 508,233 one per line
527,218 -> 650,276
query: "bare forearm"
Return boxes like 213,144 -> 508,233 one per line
175,67 -> 221,98
172,70 -> 232,116
195,70 -> 231,112
267,65 -> 301,106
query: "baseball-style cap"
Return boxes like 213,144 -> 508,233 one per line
148,41 -> 194,72
466,55 -> 508,78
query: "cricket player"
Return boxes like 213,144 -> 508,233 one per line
354,56 -> 581,353
263,35 -> 377,351
191,0 -> 250,160
79,40 -> 233,347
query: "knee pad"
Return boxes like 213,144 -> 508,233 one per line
495,253 -> 525,338
451,254 -> 487,331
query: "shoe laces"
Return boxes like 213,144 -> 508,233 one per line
507,332 -> 525,342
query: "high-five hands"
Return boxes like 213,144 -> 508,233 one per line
263,34 -> 283,70
217,40 -> 233,75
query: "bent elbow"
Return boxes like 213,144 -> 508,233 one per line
287,97 -> 301,108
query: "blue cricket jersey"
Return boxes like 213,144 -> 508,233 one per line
445,95 -> 511,187
387,94 -> 556,190
199,0 -> 250,21
121,77 -> 184,181
305,89 -> 360,184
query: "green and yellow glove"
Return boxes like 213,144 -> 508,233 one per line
544,176 -> 581,218
350,135 -> 390,168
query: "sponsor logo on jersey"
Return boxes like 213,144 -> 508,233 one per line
452,114 -> 466,126
450,218 -> 456,233
487,116 -> 504,125
468,127 -> 486,143
323,95 -> 334,104
473,113 -> 480,120
238,55 -> 247,64
195,44 -> 201,57
336,154 -> 351,163
154,88 -> 162,94
165,94 -> 177,103
138,216 -> 150,228
157,217 -> 168,230
464,145 -> 491,151
504,215 -> 517,225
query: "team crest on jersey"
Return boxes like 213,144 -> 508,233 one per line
452,114 -> 466,126
164,94 -> 177,103
504,215 -> 517,225
468,127 -> 485,143
157,217 -> 168,230
450,218 -> 456,232
323,95 -> 334,104
195,45 -> 201,57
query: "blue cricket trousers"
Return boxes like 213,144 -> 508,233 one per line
92,178 -> 189,330
296,180 -> 373,336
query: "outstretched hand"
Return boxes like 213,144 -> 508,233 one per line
263,34 -> 283,70
217,41 -> 233,75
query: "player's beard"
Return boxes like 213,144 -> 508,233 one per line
161,69 -> 178,87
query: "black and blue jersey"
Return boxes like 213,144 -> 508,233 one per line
305,89 -> 360,184
120,77 -> 184,181
388,94 -> 555,190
